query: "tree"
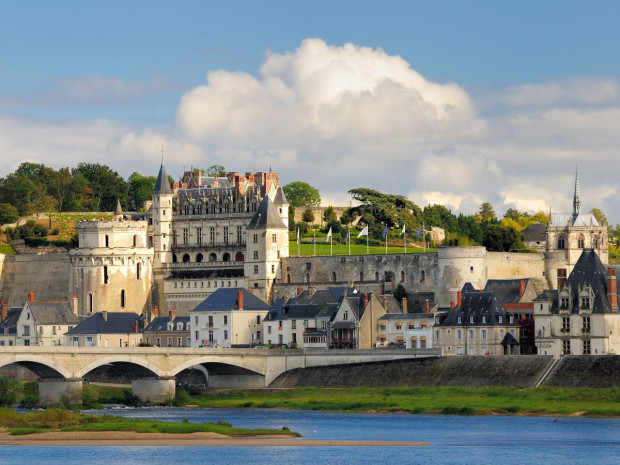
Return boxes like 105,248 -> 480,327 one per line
45,167 -> 74,212
478,202 -> 496,222
483,223 -> 524,252
128,172 -> 157,211
0,203 -> 19,224
205,164 -> 225,177
0,376 -> 22,407
283,181 -> 321,207
347,188 -> 421,238
302,207 -> 315,223
72,163 -> 128,211
394,284 -> 408,303
0,173 -> 37,215
323,206 -> 337,224
589,208 -> 608,226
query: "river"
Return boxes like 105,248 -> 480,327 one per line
1,407 -> 619,464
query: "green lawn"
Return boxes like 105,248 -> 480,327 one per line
288,241 -> 436,256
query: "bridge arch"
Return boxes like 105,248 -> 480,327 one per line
169,356 -> 266,378
76,355 -> 163,379
1,355 -> 72,379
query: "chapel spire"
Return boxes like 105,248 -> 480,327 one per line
573,166 -> 581,218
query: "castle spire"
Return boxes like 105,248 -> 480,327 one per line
573,166 -> 581,217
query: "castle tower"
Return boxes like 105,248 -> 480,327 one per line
245,196 -> 288,302
152,161 -> 174,267
272,185 -> 290,256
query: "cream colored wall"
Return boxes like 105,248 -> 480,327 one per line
65,332 -> 142,348
359,295 -> 386,349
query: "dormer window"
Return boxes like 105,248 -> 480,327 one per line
498,316 -> 503,324
580,296 -> 590,309
482,316 -> 487,323
560,297 -> 570,309
457,316 -> 462,324
469,316 -> 474,324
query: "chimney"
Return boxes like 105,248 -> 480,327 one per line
102,311 -> 108,322
237,289 -> 244,310
557,268 -> 567,290
70,296 -> 78,315
519,279 -> 526,296
457,290 -> 462,308
0,301 -> 7,321
608,268 -> 618,311
402,298 -> 408,314
282,293 -> 290,303
424,300 -> 430,313
450,301 -> 455,310
363,293 -> 369,308
169,308 -> 176,321
297,286 -> 304,296
134,319 -> 139,333
152,305 -> 159,318
248,287 -> 254,294
310,284 -> 316,295
27,291 -> 35,303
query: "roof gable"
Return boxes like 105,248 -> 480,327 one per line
191,288 -> 270,312
246,196 -> 286,230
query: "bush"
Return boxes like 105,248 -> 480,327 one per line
0,203 -> 19,224
0,377 -> 23,407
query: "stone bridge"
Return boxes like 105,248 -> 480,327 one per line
0,347 -> 440,404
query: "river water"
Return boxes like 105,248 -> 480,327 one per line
1,407 -> 619,464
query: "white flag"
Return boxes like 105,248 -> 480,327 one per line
357,225 -> 369,238
296,228 -> 300,244
325,227 -> 332,242
401,225 -> 406,236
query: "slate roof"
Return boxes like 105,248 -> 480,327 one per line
143,316 -> 190,333
154,162 -> 172,194
378,294 -> 404,314
246,196 -> 287,230
0,308 -> 22,335
379,313 -> 433,321
560,249 -> 617,314
551,213 -> 599,227
438,291 -> 516,327
191,288 -> 270,312
66,312 -> 143,335
522,222 -> 547,242
26,302 -> 80,325
280,288 -> 344,321
483,279 -> 531,304
273,186 -> 288,205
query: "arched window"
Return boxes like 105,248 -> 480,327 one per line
223,252 -> 231,262
137,263 -> 141,280
287,274 -> 291,283
235,251 -> 245,261
182,254 -> 190,263
105,235 -> 109,247
401,271 -> 405,283
332,272 -> 337,282
360,272 -> 364,282
209,253 -> 217,262
578,234 -> 585,249
133,235 -> 138,247
557,235 -> 565,250
593,235 -> 598,248
120,289 -> 126,308
148,236 -> 153,247
172,254 -> 177,263
88,293 -> 93,313
103,265 -> 108,284
420,270 -> 426,282
196,253 -> 203,263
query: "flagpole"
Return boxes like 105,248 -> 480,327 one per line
313,228 -> 316,256
297,228 -> 300,257
348,227 -> 351,256
385,228 -> 388,255
423,222 -> 426,253
366,229 -> 369,255
404,225 -> 407,254
330,234 -> 333,256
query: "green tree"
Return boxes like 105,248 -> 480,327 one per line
483,223 -> 524,252
0,203 -> 19,224
478,202 -> 497,222
394,284 -> 408,303
45,167 -> 74,212
205,164 -> 225,177
0,173 -> 37,215
128,172 -> 157,211
73,163 -> 129,211
301,207 -> 315,223
589,208 -> 608,226
323,206 -> 338,224
288,205 -> 296,231
283,181 -> 321,207
0,376 -> 23,407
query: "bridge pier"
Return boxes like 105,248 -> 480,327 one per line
132,376 -> 176,403
39,378 -> 82,405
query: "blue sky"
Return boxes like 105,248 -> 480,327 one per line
2,1 -> 620,222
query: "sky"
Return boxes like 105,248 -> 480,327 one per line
2,1 -> 620,223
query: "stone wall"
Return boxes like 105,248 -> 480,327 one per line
0,253 -> 71,307
486,252 -> 547,290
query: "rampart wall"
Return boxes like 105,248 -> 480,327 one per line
486,252 -> 548,289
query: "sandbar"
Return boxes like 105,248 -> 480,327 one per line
0,429 -> 428,447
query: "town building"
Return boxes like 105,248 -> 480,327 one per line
0,301 -> 22,346
64,311 -> 143,347
190,288 -> 270,347
535,249 -> 620,356
142,308 -> 190,347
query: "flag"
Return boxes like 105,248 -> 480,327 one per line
325,227 -> 332,242
357,225 -> 368,238
400,225 -> 406,236
296,228 -> 300,244
381,226 -> 387,240
416,225 -> 425,238
345,229 -> 350,243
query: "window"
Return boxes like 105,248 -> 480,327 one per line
197,228 -> 203,246
224,330 -> 228,340
470,316 -> 474,324
195,331 -> 199,340
583,339 -> 591,355
137,263 -> 141,280
167,337 -> 172,347
343,311 -> 349,321
578,234 -> 585,249
306,262 -> 312,271
253,251 -> 259,259
88,293 -> 93,313
420,270 -> 425,282
563,339 -> 571,355
562,316 -> 570,332
105,235 -> 109,247
120,289 -> 126,308
103,265 -> 108,284
210,227 -> 216,244
457,330 -> 462,340
498,316 -> 503,324
119,338 -> 123,347
23,326 -> 30,336
560,297 -> 570,308
557,236 -> 565,250
237,226 -> 243,244
183,228 -> 189,245
272,233 -> 277,243
582,316 -> 590,332
469,329 -> 474,340
256,316 -> 261,325
172,230 -> 177,246
581,296 -> 590,309
292,320 -> 297,329
457,316 -> 462,324
482,316 -> 486,323
208,330 -> 214,342
253,234 -> 258,244
224,315 -> 228,325
268,326 -> 272,334
481,329 -> 487,340
208,316 -> 213,328
224,226 -> 229,245
177,337 -> 182,347
435,330 -> 440,340
271,264 -> 275,273
254,265 -> 259,274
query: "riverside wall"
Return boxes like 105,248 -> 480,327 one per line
269,355 -> 620,389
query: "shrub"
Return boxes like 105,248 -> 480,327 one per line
0,377 -> 23,407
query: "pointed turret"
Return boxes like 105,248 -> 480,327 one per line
114,199 -> 123,219
154,162 -> 172,194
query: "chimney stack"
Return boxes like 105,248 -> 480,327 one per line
608,268 -> 618,311
237,289 -> 244,310
450,301 -> 455,310
424,300 -> 430,313
519,279 -> 526,296
70,296 -> 78,315
0,301 -> 7,321
557,268 -> 567,290
457,289 -> 462,308
27,291 -> 35,303
402,298 -> 408,314
310,284 -> 316,295
297,286 -> 304,296
102,311 -> 108,322
152,305 -> 159,318
134,319 -> 139,333
282,293 -> 290,303
363,293 -> 369,308
169,308 -> 176,321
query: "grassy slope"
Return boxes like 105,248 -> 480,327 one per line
288,241 -> 437,256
